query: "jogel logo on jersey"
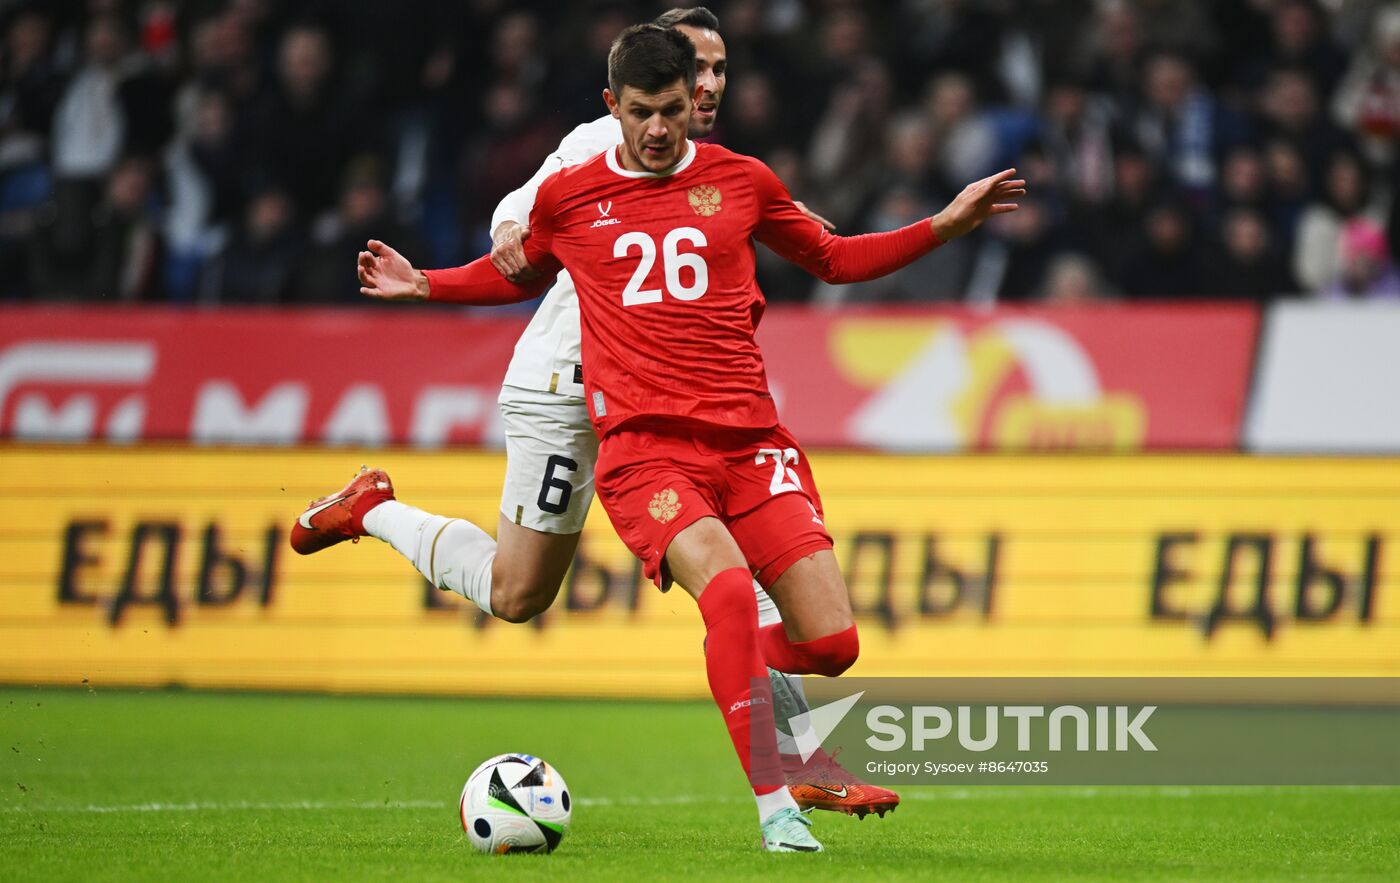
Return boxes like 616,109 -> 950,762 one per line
688,185 -> 722,217
591,201 -> 619,228
648,488 -> 682,523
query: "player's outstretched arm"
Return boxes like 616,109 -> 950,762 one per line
753,161 -> 1025,285
358,239 -> 556,306
929,168 -> 1026,241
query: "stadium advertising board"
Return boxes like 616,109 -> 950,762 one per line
1247,302 -> 1400,452
1,447 -> 1393,698
0,304 -> 1257,451
0,307 -> 522,447
758,304 -> 1258,451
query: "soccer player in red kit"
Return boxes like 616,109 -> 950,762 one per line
359,25 -> 1023,852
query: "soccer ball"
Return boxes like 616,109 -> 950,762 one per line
459,753 -> 571,855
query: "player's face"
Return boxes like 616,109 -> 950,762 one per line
605,79 -> 703,173
675,25 -> 727,137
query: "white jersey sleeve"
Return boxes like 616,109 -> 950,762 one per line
497,115 -> 622,399
490,152 -> 563,235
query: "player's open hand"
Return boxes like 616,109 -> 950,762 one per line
359,239 -> 429,301
490,221 -> 542,283
930,169 -> 1026,241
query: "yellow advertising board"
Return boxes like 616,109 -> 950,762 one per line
1,446 -> 1396,697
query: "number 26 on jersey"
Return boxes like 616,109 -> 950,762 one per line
614,227 -> 710,306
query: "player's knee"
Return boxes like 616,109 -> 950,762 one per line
805,624 -> 859,677
490,567 -> 560,624
493,594 -> 543,624
491,585 -> 555,624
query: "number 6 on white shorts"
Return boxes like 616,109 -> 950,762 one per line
538,455 -> 578,515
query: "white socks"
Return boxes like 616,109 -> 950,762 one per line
362,504 -> 792,641
362,501 -> 496,615
755,785 -> 800,822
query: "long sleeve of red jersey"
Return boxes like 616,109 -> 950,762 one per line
747,158 -> 943,284
423,248 -> 561,305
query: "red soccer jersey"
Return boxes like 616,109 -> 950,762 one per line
427,141 -> 942,435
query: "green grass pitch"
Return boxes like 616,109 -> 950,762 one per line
3,688 -> 1398,882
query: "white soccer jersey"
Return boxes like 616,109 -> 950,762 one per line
493,115 -> 623,399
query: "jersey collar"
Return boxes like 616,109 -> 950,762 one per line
605,140 -> 696,179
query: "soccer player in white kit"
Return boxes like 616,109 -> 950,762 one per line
292,7 -> 897,818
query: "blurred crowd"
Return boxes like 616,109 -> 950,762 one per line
1,0 -> 1399,306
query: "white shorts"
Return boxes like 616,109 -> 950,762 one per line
498,385 -> 598,534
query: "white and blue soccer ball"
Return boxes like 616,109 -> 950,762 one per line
459,753 -> 572,855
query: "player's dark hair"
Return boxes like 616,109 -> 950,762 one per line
652,6 -> 720,32
607,24 -> 696,98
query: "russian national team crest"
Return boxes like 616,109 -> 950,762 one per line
648,488 -> 682,523
688,185 -> 722,217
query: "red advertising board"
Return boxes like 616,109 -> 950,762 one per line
0,307 -> 524,447
0,303 -> 1258,450
757,304 -> 1260,451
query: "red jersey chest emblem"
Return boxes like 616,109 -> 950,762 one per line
687,184 -> 722,218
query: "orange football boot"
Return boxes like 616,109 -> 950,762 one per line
289,465 -> 394,554
786,747 -> 900,818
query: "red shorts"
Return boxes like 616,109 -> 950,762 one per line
595,422 -> 832,590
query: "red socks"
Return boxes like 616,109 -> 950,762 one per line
349,490 -> 394,535
758,623 -> 860,677
697,567 -> 784,794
